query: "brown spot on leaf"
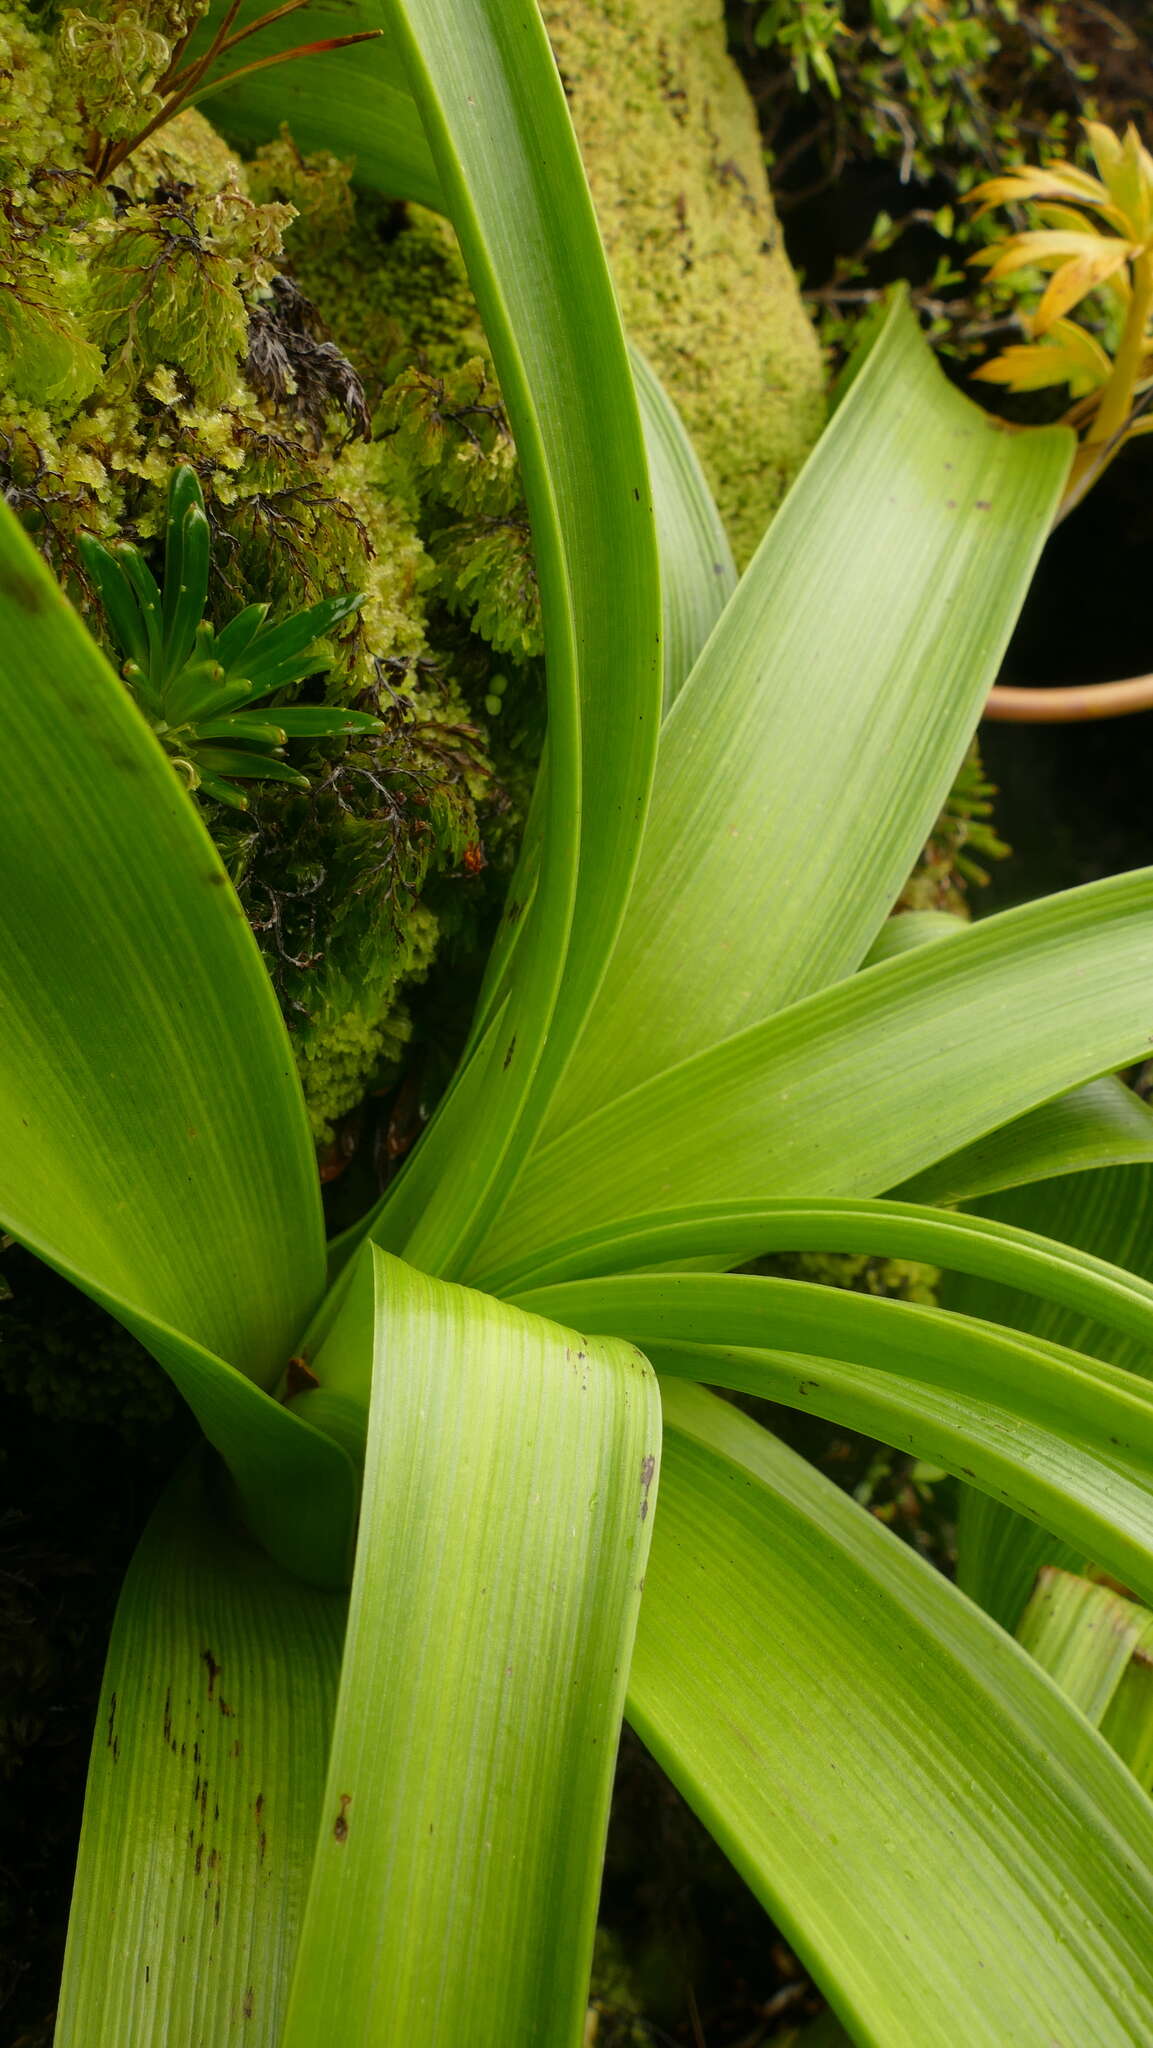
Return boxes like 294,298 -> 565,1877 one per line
640,1453 -> 657,1520
333,1792 -> 352,1843
202,1648 -> 221,1700
285,1355 -> 320,1398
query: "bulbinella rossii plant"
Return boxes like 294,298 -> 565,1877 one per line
6,6 -> 1153,2044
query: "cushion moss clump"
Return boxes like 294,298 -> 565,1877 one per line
541,0 -> 826,566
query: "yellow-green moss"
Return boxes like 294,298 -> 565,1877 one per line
587,1928 -> 651,2046
542,0 -> 825,565
256,148 -> 489,402
0,7 -> 533,1133
3,0 -> 827,1148
756,1249 -> 941,1307
293,903 -> 438,1143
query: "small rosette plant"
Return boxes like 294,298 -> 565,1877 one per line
78,465 -> 378,808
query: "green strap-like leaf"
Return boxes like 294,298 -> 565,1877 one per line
630,345 -> 737,711
458,348 -> 728,1069
475,866 -> 1153,1283
281,1248 -> 659,2046
56,1461 -> 346,2048
511,1269 -> 1153,1606
891,1075 -> 1153,1207
39,1269 -> 357,1587
861,908 -> 969,963
347,0 -> 662,1281
193,0 -> 443,208
948,1164 -> 1153,1370
960,1494 -> 1084,1635
1103,1637 -> 1153,1791
657,1332 -> 1153,1610
1016,1567 -> 1153,1728
0,504 -> 325,1384
628,1381 -> 1153,2047
948,1165 -> 1153,1627
481,1190 -> 1153,1323
1013,1568 -> 1153,1793
541,299 -> 1070,1139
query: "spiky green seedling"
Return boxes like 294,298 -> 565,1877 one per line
78,466 -> 378,809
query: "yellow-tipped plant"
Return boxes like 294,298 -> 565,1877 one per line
967,120 -> 1153,516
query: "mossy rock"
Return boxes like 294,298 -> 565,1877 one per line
544,0 -> 825,567
0,0 -> 825,1147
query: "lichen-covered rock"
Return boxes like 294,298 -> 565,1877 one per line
541,0 -> 825,565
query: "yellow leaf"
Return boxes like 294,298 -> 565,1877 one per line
1119,123 -> 1153,241
969,162 -> 1107,210
972,319 -> 1112,398
1034,240 -> 1138,332
969,349 -> 1063,392
1085,120 -> 1125,185
1083,121 -> 1153,238
971,229 -> 1136,284
1035,202 -> 1105,234
967,163 -> 1129,235
968,235 -> 1048,278
1048,317 -> 1114,381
